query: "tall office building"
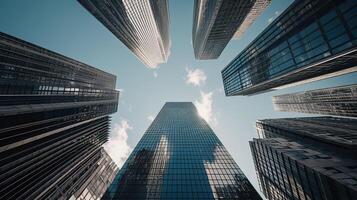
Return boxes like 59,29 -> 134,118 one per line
192,0 -> 270,60
103,102 -> 261,199
78,0 -> 171,68
273,84 -> 357,117
0,32 -> 119,200
250,117 -> 357,200
233,0 -> 271,39
70,148 -> 119,200
222,0 -> 357,96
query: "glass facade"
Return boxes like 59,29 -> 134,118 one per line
256,117 -> 357,157
273,84 -> 357,117
250,116 -> 357,200
222,0 -> 357,96
233,0 -> 271,38
192,0 -> 270,60
71,148 -> 119,200
0,32 -> 119,200
78,0 -> 171,68
103,102 -> 261,199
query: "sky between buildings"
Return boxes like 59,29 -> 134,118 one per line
1,0 -> 356,193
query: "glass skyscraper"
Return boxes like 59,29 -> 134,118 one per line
222,0 -> 357,96
273,84 -> 357,117
250,117 -> 357,200
78,0 -> 171,68
233,0 -> 272,39
70,148 -> 119,200
192,0 -> 270,60
0,32 -> 119,200
103,102 -> 261,199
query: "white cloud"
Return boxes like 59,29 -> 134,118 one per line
194,91 -> 218,126
147,114 -> 155,122
268,17 -> 274,23
104,120 -> 132,168
268,10 -> 280,24
153,71 -> 158,78
185,67 -> 207,86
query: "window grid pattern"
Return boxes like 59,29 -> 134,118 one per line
273,84 -> 357,117
74,148 -> 119,200
0,32 -> 119,106
250,138 -> 357,200
103,102 -> 261,199
257,117 -> 357,149
222,0 -> 357,96
192,0 -> 270,60
0,116 -> 112,200
78,0 -> 170,68
0,32 -> 118,200
233,0 -> 271,38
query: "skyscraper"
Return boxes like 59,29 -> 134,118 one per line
222,0 -> 357,96
0,32 -> 119,200
103,102 -> 261,199
70,148 -> 119,200
273,84 -> 357,117
78,0 -> 171,68
192,0 -> 270,60
233,0 -> 271,39
250,117 -> 357,200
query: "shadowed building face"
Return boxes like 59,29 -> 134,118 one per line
192,0 -> 270,60
250,117 -> 357,200
0,32 -> 119,200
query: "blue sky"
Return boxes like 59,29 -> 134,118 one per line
1,0 -> 356,193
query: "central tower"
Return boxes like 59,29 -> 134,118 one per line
103,102 -> 261,199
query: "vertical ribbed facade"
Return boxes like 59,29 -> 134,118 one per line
233,0 -> 271,39
78,0 -> 171,68
103,102 -> 261,199
0,32 -> 119,200
71,148 -> 119,200
192,0 -> 270,60
250,117 -> 357,200
273,84 -> 357,117
222,0 -> 357,96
